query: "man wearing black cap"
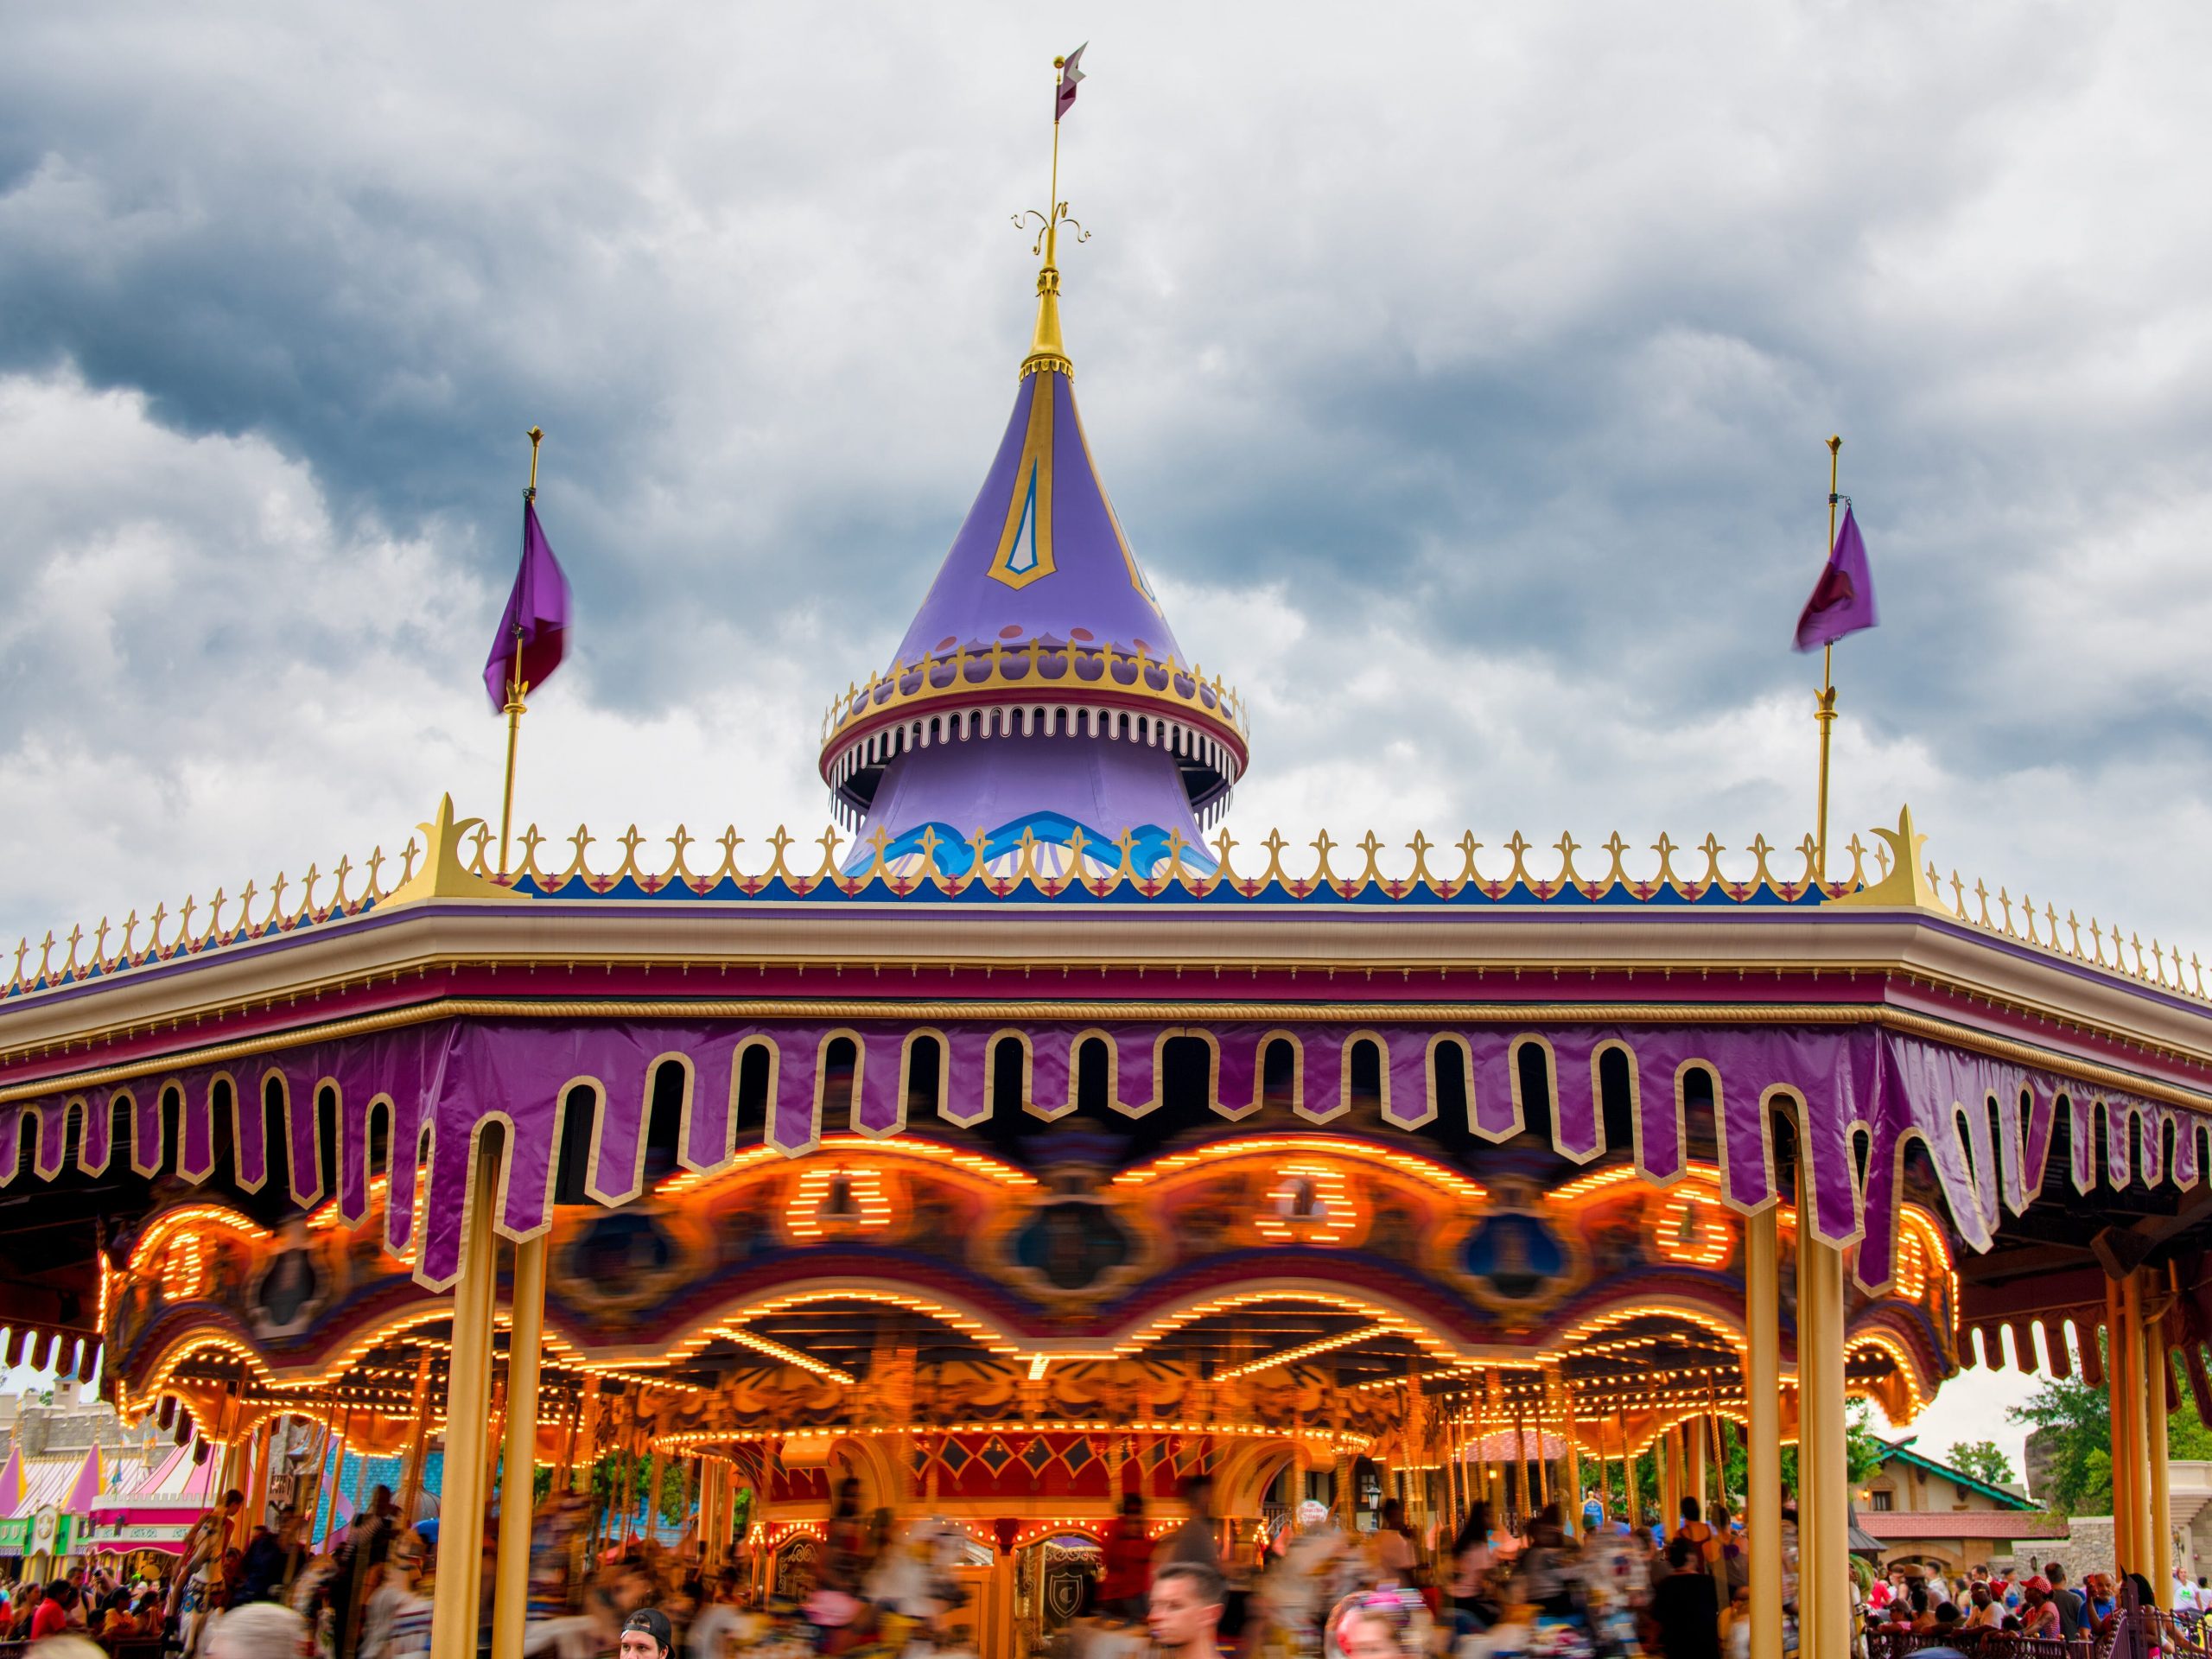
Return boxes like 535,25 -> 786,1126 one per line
621,1607 -> 676,1659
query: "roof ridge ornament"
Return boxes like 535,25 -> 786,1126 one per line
1830,804 -> 1946,912
1011,52 -> 1091,381
383,794 -> 530,908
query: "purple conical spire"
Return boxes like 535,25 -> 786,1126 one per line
820,280 -> 1246,879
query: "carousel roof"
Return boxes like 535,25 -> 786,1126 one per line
3,189 -> 2212,1474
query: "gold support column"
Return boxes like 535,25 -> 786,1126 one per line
493,1234 -> 548,1659
2123,1270 -> 2154,1574
1559,1376 -> 1582,1537
1688,1419 -> 1707,1512
1797,1229 -> 1849,1659
2107,1279 -> 2134,1572
429,1141 -> 500,1659
571,1376 -> 601,1494
398,1354 -> 435,1529
1745,1207 -> 1783,1659
2149,1290 -> 2173,1584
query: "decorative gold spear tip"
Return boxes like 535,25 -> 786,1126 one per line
525,426 -> 543,496
384,793 -> 529,907
1830,805 -> 1945,911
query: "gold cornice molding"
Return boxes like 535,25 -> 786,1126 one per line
3,995 -> 2209,1116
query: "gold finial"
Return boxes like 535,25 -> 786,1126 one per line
385,794 -> 529,907
1831,805 -> 1945,911
1013,52 -> 1090,379
526,426 -> 543,498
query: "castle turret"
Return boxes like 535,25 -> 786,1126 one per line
819,241 -> 1246,879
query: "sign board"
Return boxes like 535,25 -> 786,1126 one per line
86,1521 -> 194,1551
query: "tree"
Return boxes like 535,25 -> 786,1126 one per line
1712,1399 -> 1884,1505
2007,1362 -> 2212,1516
2007,1376 -> 2109,1515
1944,1440 -> 2016,1488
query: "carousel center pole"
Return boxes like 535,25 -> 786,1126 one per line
429,1140 -> 500,1659
492,1234 -> 549,1659
1745,1205 -> 1783,1659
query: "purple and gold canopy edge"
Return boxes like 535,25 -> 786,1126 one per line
817,257 -> 1248,878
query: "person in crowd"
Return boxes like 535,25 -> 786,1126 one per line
686,1568 -> 745,1659
1674,1497 -> 1715,1569
1147,1563 -> 1224,1659
2083,1571 -> 2118,1625
1446,1503 -> 1496,1630
1324,1589 -> 1427,1659
823,1478 -> 870,1593
1097,1492 -> 1150,1622
1643,1536 -> 1719,1659
2015,1575 -> 2062,1639
238,1503 -> 296,1605
1369,1499 -> 1416,1586
30,1583 -> 76,1644
1163,1475 -> 1221,1577
617,1606 -> 675,1659
333,1484 -> 397,1659
1515,1504 -> 1575,1618
357,1529 -> 430,1659
1899,1583 -> 1933,1633
1703,1502 -> 1745,1596
1964,1580 -> 2005,1630
2045,1561 -> 2085,1639
203,1602 -> 307,1659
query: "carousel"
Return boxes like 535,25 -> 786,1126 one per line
3,115 -> 2211,1659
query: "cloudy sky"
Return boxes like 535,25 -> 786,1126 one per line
9,3 -> 2211,1472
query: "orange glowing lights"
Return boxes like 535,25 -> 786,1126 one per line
1255,1164 -> 1356,1244
786,1165 -> 893,1238
159,1234 -> 207,1301
1653,1191 -> 1732,1268
1113,1135 -> 1484,1204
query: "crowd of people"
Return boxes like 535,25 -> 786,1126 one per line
1859,1558 -> 2211,1651
3,1473 -> 2208,1659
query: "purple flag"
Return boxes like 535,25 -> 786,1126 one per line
484,498 -> 572,711
1793,503 -> 1878,652
1055,43 -> 1087,122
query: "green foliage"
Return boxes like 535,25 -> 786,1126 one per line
1844,1401 -> 1886,1485
2007,1365 -> 2212,1516
1944,1440 -> 2017,1488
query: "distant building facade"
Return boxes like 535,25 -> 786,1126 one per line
1856,1436 -> 2067,1573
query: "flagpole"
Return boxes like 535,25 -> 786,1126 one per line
1814,434 -> 1841,886
498,426 -> 543,878
1048,54 -> 1065,265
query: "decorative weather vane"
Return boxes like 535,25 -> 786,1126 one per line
1012,46 -> 1092,265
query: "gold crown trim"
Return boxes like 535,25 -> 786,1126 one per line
5,803 -> 2205,1013
820,639 -> 1248,755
